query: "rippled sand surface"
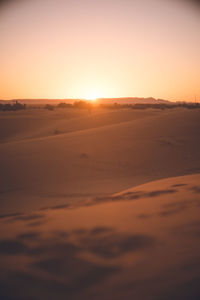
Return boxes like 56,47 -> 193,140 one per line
0,174 -> 200,299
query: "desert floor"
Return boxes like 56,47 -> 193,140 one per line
0,107 -> 200,299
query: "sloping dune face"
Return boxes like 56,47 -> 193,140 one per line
0,108 -> 199,213
0,108 -> 156,142
0,174 -> 200,299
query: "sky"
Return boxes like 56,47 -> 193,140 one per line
0,0 -> 200,101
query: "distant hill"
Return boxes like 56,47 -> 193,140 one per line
0,97 -> 171,105
97,97 -> 171,104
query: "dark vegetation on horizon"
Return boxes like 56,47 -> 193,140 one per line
0,100 -> 199,112
0,101 -> 26,111
32,100 -> 200,111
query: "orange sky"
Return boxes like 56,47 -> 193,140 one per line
0,0 -> 200,101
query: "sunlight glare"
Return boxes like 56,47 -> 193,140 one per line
85,90 -> 100,101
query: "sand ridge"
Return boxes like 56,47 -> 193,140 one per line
0,108 -> 199,214
0,173 -> 199,299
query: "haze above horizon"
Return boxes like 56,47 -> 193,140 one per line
0,0 -> 200,101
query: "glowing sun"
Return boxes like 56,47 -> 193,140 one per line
85,90 -> 100,101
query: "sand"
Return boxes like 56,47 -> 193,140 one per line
0,108 -> 199,213
0,173 -> 200,299
0,107 -> 200,299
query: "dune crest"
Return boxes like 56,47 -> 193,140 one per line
0,173 -> 200,299
0,108 -> 199,214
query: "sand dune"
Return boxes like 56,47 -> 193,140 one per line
0,108 -> 157,142
0,107 -> 199,299
0,108 -> 199,214
0,174 -> 200,299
